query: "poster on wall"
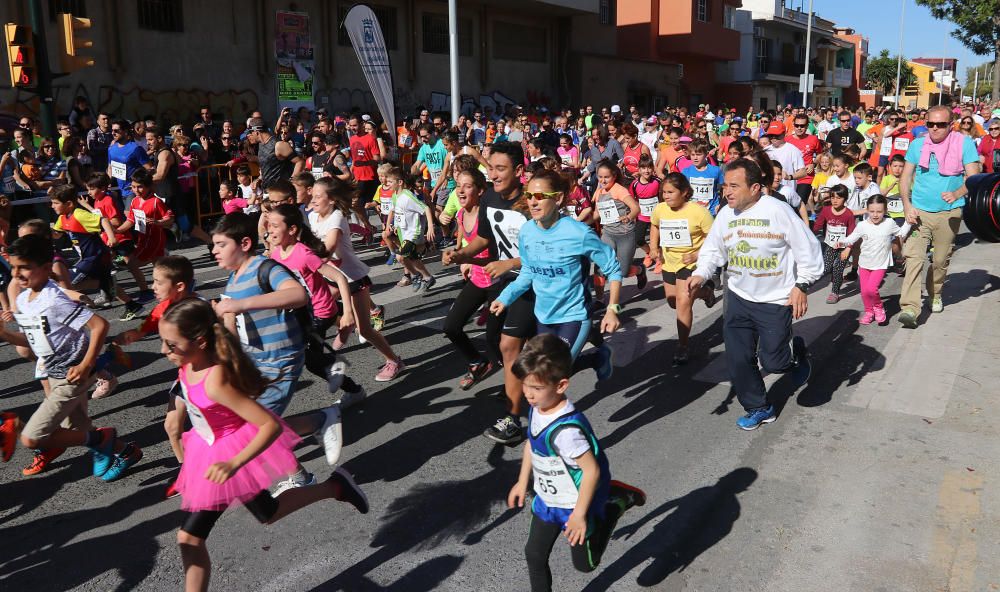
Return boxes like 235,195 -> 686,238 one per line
275,11 -> 314,112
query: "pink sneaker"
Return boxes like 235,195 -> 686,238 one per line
332,326 -> 354,351
860,310 -> 875,325
375,359 -> 405,382
873,306 -> 887,324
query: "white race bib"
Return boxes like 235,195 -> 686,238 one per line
110,160 -> 127,181
178,380 -> 215,445
639,196 -> 659,217
879,137 -> 893,156
893,137 -> 910,152
394,208 -> 408,232
597,199 -> 619,226
311,166 -> 324,180
530,454 -> 579,509
13,313 -> 53,358
219,294 -> 249,346
658,219 -> 692,248
689,177 -> 715,206
132,209 -> 147,234
824,224 -> 847,247
887,198 -> 904,214
379,199 -> 392,215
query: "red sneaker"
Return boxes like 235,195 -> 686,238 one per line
164,477 -> 181,499
22,447 -> 66,476
0,412 -> 21,462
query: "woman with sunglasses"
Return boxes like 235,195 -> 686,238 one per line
978,118 -> 1000,173
956,117 -> 982,143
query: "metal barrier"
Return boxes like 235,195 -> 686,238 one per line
193,164 -> 238,230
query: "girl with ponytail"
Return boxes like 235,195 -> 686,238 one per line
161,297 -> 369,592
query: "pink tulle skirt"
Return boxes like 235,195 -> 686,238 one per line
176,418 -> 302,512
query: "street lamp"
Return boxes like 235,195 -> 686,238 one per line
893,0 -> 905,107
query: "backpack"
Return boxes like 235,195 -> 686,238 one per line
255,258 -> 333,378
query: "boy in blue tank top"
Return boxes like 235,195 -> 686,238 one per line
507,334 -> 646,592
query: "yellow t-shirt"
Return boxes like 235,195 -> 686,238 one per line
650,201 -> 713,273
811,171 -> 831,189
879,174 -> 900,197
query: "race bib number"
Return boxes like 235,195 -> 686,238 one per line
597,200 -> 619,226
689,177 -> 715,206
879,137 -> 893,156
132,209 -> 147,234
219,295 -> 249,346
659,219 -> 692,248
530,454 -> 579,509
487,207 -> 527,261
13,313 -> 53,358
110,161 -> 127,181
311,166 -> 324,180
824,224 -> 847,247
429,169 -> 443,186
379,199 -> 392,215
639,197 -> 659,217
394,209 -> 408,232
177,380 -> 215,445
887,198 -> 904,214
893,137 -> 910,152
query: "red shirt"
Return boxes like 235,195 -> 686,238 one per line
978,134 -> 1000,173
139,298 -> 174,334
93,192 -> 131,245
349,133 -> 379,181
785,133 -> 823,185
126,193 -> 171,263
812,206 -> 857,244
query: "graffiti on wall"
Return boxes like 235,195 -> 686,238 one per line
0,84 -> 259,124
426,90 -> 521,117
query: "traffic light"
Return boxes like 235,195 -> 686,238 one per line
57,13 -> 93,72
4,23 -> 35,88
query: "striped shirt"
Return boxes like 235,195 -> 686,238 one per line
223,256 -> 303,375
16,281 -> 92,379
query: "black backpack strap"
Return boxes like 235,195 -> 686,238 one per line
256,258 -> 295,294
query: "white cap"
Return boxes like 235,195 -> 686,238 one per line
361,114 -> 371,121
610,104 -> 621,113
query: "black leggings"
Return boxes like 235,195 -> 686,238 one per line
180,490 -> 279,539
822,244 -> 846,295
524,503 -> 624,592
442,281 -> 500,366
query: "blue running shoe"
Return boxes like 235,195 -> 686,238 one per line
101,442 -> 143,482
385,252 -> 396,266
736,406 -> 777,431
595,343 -> 614,382
89,427 -> 117,477
790,336 -> 811,388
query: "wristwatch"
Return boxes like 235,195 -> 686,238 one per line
794,282 -> 811,292
607,303 -> 623,314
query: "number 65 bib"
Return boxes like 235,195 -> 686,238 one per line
530,454 -> 578,509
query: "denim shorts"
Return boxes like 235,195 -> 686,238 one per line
256,362 -> 303,416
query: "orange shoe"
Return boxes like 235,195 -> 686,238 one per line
642,255 -> 654,268
0,412 -> 21,462
653,262 -> 662,275
22,447 -> 65,476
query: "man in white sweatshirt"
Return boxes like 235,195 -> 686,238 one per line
689,159 -> 825,430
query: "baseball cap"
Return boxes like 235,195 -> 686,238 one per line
646,115 -> 657,125
678,135 -> 693,143
765,121 -> 786,136
611,104 -> 621,114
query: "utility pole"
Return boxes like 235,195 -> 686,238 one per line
938,37 -> 947,106
26,0 -> 55,138
893,0 -> 905,108
447,0 -> 459,126
974,67 -> 979,102
801,0 -> 813,108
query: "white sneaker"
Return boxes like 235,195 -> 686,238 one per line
337,386 -> 367,411
931,297 -> 943,313
91,371 -> 118,399
314,405 -> 343,466
327,361 -> 346,394
272,469 -> 316,497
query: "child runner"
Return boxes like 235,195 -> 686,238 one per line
848,162 -> 880,216
382,167 -> 437,292
490,169 -> 619,378
649,173 -> 717,365
812,184 -> 857,304
442,168 -> 499,390
591,160 -> 646,297
810,151 -> 834,210
311,178 -> 407,382
160,298 -> 368,592
111,255 -> 196,498
507,334 -> 646,592
0,234 -> 142,479
369,163 -> 398,266
680,139 -> 724,214
880,154 -> 907,225
219,179 -> 248,215
823,154 -> 856,195
114,168 -> 174,303
630,154 -> 661,271
834,195 -> 912,325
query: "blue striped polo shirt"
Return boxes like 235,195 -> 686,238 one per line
223,255 -> 304,375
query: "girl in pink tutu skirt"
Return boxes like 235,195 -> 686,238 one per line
159,298 -> 369,592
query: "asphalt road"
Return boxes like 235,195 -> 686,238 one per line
1,229 -> 999,592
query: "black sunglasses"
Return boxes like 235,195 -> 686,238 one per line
989,127 -> 1000,132
926,121 -> 950,129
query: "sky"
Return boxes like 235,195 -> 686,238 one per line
792,0 -> 985,76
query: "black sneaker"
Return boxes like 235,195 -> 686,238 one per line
609,480 -> 647,510
790,336 -> 811,387
483,415 -> 524,445
119,301 -> 144,322
636,268 -> 648,290
331,466 -> 369,514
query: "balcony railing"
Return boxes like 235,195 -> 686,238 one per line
755,59 -> 824,78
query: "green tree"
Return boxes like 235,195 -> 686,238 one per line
965,63 -> 995,99
865,49 -> 916,98
916,0 -> 1000,101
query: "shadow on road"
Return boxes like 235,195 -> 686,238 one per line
581,467 -> 758,590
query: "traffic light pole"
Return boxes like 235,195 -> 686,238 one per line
27,0 -> 55,138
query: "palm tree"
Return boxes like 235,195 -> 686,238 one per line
865,49 -> 916,95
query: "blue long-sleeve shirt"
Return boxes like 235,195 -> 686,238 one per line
497,217 -> 622,324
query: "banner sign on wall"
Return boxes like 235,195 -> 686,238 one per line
344,5 -> 396,143
275,11 -> 314,112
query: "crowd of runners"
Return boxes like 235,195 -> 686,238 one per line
0,95 -> 993,591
